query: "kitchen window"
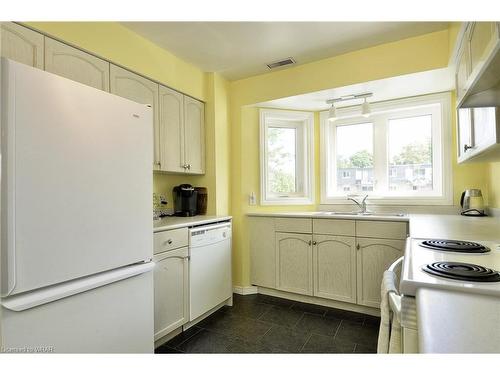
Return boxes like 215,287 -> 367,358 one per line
260,109 -> 314,205
320,93 -> 452,205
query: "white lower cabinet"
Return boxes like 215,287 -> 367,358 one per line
250,216 -> 408,311
356,237 -> 405,308
153,246 -> 189,341
313,234 -> 356,304
249,217 -> 276,288
275,232 -> 313,296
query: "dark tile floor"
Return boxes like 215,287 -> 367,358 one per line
155,293 -> 380,354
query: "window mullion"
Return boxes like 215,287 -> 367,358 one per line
373,116 -> 388,194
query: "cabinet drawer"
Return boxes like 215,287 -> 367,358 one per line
154,227 -> 189,254
356,221 -> 408,240
313,219 -> 355,236
275,218 -> 312,233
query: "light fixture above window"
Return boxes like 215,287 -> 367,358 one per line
328,104 -> 337,122
361,98 -> 371,118
326,92 -> 373,119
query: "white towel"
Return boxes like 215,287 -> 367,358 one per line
377,270 -> 402,353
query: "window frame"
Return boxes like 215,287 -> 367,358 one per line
320,92 -> 452,206
260,109 -> 314,205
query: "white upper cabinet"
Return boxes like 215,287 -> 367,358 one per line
110,65 -> 160,169
1,23 -> 44,68
454,22 -> 500,163
457,108 -> 473,160
457,106 -> 500,163
4,23 -> 206,173
159,85 -> 185,173
454,22 -> 500,107
456,41 -> 470,103
183,96 -> 205,174
158,87 -> 205,174
45,37 -> 110,91
468,22 -> 498,77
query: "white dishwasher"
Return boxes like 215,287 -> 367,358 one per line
189,222 -> 232,321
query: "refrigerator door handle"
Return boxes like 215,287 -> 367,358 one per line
1,262 -> 154,312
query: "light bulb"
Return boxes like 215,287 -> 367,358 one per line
328,104 -> 337,122
361,99 -> 370,118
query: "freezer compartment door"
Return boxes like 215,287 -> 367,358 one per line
1,59 -> 153,296
1,262 -> 154,353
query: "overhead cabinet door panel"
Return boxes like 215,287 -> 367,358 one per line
159,85 -> 185,173
1,22 -> 44,68
45,37 -> 110,91
183,96 -> 205,174
110,64 -> 160,169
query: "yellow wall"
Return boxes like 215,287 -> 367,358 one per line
25,22 -> 231,216
229,29 -> 492,288
488,162 -> 500,207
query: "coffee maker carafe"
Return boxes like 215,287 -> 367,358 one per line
173,184 -> 198,217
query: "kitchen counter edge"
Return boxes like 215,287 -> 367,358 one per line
246,212 -> 410,222
153,215 -> 232,232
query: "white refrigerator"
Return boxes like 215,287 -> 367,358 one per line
0,58 -> 154,353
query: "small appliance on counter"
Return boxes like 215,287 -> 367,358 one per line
460,189 -> 486,216
173,184 -> 198,216
195,187 -> 208,215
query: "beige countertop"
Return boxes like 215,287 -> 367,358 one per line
153,215 -> 232,232
247,211 -> 410,222
247,211 -> 500,241
408,213 -> 500,241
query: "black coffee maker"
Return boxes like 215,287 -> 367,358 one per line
173,184 -> 198,217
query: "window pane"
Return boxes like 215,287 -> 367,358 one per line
388,115 -> 432,192
267,126 -> 297,194
336,123 -> 374,194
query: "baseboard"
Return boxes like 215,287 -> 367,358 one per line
154,327 -> 182,349
233,285 -> 258,295
257,286 -> 380,317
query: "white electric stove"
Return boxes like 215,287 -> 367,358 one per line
396,237 -> 500,353
401,238 -> 500,297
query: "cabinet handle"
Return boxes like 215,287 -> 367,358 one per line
308,240 -> 312,246
356,244 -> 360,250
464,144 -> 473,152
164,239 -> 173,245
154,161 -> 161,167
312,241 -> 317,245
187,164 -> 191,170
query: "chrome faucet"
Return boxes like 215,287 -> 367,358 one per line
348,195 -> 370,214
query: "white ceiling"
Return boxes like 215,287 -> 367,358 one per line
257,67 -> 455,111
122,22 -> 449,80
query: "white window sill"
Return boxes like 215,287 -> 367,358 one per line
321,196 -> 453,206
261,197 -> 314,206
